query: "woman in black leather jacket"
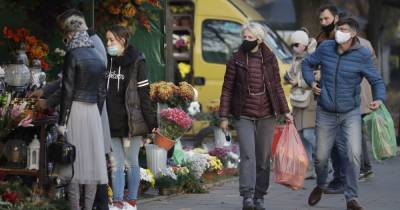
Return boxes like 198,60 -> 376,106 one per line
105,25 -> 156,209
56,9 -> 109,210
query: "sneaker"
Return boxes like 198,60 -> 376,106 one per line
242,197 -> 254,210
253,198 -> 265,210
110,201 -> 124,209
347,200 -> 365,210
124,200 -> 137,210
359,170 -> 374,182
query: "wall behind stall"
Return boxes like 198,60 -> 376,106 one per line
129,1 -> 165,82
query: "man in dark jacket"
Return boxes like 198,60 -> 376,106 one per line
302,18 -> 385,210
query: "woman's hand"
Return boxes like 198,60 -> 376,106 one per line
284,113 -> 294,124
289,79 -> 298,87
220,119 -> 229,134
57,125 -> 67,135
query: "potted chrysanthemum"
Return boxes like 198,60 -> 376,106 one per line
153,108 -> 193,150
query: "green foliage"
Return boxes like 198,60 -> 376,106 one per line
177,174 -> 207,194
155,176 -> 178,189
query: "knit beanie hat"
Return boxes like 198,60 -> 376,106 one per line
57,9 -> 88,32
290,30 -> 309,46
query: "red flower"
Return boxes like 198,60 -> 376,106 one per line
40,58 -> 49,71
2,191 -> 20,204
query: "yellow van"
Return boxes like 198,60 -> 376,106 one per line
168,0 -> 292,136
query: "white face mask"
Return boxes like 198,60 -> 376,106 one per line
335,30 -> 352,44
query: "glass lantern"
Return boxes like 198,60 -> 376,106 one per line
30,59 -> 46,89
4,58 -> 31,87
3,139 -> 27,168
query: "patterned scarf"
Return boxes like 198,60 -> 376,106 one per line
66,31 -> 93,51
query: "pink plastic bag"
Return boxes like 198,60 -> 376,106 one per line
272,123 -> 308,190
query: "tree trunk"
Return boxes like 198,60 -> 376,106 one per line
293,0 -> 325,37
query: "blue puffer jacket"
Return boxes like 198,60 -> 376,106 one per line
302,39 -> 385,113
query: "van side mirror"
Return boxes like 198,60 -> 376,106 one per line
194,77 -> 205,86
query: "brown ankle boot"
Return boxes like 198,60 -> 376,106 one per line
308,186 -> 324,206
347,200 -> 365,210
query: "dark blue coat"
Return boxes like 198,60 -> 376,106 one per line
302,39 -> 385,113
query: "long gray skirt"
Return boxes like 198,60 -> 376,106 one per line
58,101 -> 108,184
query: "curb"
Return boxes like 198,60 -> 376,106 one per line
137,176 -> 239,205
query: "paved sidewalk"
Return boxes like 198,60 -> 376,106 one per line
139,155 -> 400,210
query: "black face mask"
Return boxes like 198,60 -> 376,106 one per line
321,20 -> 335,33
241,40 -> 258,53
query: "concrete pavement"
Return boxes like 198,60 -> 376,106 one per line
139,155 -> 400,210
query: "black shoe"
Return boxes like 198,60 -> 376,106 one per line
243,197 -> 254,210
253,198 -> 265,210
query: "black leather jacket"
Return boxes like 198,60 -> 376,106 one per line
59,47 -> 106,124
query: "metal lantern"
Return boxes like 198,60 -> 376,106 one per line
27,135 -> 40,170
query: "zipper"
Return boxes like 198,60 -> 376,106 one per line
334,55 -> 342,112
125,60 -> 139,137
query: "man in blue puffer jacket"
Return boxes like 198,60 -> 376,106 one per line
302,18 -> 385,210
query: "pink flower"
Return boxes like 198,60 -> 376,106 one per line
160,108 -> 192,130
10,106 -> 21,120
18,114 -> 33,127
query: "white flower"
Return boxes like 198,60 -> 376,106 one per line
158,167 -> 177,180
140,168 -> 153,182
54,48 -> 66,56
183,153 -> 209,179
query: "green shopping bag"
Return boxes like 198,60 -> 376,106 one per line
172,138 -> 186,165
363,104 -> 398,161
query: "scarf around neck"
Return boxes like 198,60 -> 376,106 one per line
66,31 -> 94,51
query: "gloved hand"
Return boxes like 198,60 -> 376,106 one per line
57,125 -> 67,136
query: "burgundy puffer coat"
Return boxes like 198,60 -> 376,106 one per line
219,43 -> 289,119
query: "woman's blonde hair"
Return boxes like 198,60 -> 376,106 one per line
241,22 -> 266,41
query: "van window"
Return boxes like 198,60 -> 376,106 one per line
261,24 -> 292,63
202,20 -> 242,64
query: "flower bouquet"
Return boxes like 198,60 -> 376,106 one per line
2,27 -> 49,70
150,81 -> 195,111
155,167 -> 179,195
139,167 -> 155,195
153,108 -> 193,150
182,152 -> 209,179
0,93 -> 33,140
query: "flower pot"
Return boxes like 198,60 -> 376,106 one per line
201,171 -> 217,182
223,168 -> 238,176
145,144 -> 167,177
158,186 -> 178,196
153,129 -> 176,151
138,182 -> 151,196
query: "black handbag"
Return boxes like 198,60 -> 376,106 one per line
47,110 -> 76,187
48,135 -> 76,164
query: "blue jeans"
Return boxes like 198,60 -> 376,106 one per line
314,106 -> 362,201
330,133 -> 347,185
299,128 -> 316,162
110,137 -> 141,201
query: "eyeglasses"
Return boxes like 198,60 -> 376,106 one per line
291,43 -> 300,48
